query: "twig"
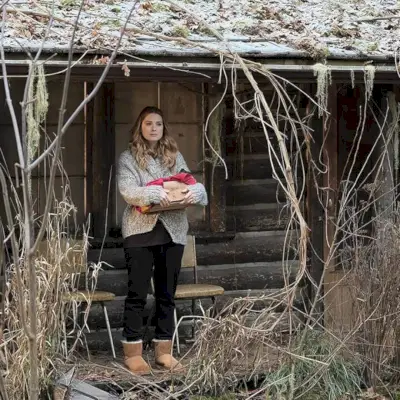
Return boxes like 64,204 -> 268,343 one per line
356,15 -> 400,22
0,167 -> 30,338
0,8 -> 25,168
5,6 -> 77,27
0,7 -> 34,346
98,166 -> 113,262
31,0 -> 85,254
28,4 -> 137,177
0,226 -> 9,400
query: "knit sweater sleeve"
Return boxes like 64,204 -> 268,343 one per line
117,151 -> 162,207
176,152 -> 208,206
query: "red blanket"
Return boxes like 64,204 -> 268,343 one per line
145,172 -> 197,187
136,173 -> 197,213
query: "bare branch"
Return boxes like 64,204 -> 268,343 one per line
0,167 -> 30,339
356,15 -> 400,22
0,7 -> 24,168
5,6 -> 77,27
28,3 -> 138,177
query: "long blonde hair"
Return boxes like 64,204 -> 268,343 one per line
129,106 -> 178,170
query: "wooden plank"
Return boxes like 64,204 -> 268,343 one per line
306,86 -> 325,315
85,287 -> 302,330
87,231 -> 297,269
167,123 -> 202,172
46,81 -> 85,125
322,83 -> 351,332
85,82 -> 94,227
206,83 -> 227,233
70,379 -> 119,400
84,259 -> 299,297
227,203 -> 289,231
92,83 -> 115,237
0,78 -> 24,126
160,83 -> 202,124
44,124 -> 85,176
114,82 -> 158,125
227,182 -> 285,206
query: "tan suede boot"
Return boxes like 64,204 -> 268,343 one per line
154,340 -> 184,372
122,341 -> 151,375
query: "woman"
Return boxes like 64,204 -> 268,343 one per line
117,106 -> 208,374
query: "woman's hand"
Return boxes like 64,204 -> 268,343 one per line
159,189 -> 170,207
180,189 -> 195,205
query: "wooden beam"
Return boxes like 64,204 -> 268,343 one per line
91,83 -> 115,238
323,83 -> 354,333
85,82 -> 94,234
324,84 -> 338,264
205,83 -> 227,233
306,85 -> 325,315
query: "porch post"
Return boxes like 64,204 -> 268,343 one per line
322,83 -> 341,331
306,86 -> 325,316
92,83 -> 115,238
205,83 -> 227,233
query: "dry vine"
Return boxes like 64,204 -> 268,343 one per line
0,1 -> 399,399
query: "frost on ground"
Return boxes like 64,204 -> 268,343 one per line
2,0 -> 400,57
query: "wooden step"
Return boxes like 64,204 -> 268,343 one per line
88,230 -> 297,270
227,178 -> 286,206
227,203 -> 290,231
85,285 -> 301,330
84,258 -> 299,297
225,154 -> 274,180
225,134 -> 279,155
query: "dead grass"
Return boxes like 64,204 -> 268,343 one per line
2,195 -> 102,399
341,208 -> 400,388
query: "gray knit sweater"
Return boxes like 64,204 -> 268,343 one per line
117,149 -> 208,245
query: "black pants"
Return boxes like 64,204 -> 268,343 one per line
123,242 -> 184,341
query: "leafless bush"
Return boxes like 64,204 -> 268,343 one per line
180,294 -> 301,396
2,194 -> 91,399
340,207 -> 400,388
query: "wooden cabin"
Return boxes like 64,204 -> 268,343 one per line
1,1 -> 399,347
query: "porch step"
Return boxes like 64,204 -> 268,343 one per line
88,230 -> 297,270
88,258 -> 299,297
84,286 -> 301,330
227,178 -> 286,206
225,134 -> 278,155
225,153 -> 289,180
227,203 -> 290,231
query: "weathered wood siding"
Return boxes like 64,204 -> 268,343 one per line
114,82 -> 205,230
0,79 -> 86,227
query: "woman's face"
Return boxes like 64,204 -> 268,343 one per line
141,113 -> 164,147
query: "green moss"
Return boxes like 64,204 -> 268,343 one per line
197,25 -> 216,36
171,25 -> 190,38
109,19 -> 121,28
367,42 -> 379,52
190,395 -> 236,400
152,2 -> 171,12
59,0 -> 78,8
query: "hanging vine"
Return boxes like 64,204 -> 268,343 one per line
364,64 -> 375,100
312,63 -> 332,117
26,63 -> 49,164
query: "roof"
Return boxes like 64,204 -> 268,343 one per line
2,0 -> 400,61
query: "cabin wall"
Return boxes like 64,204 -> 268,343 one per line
113,82 -> 205,231
0,75 -> 304,342
0,79 -> 86,231
0,80 -> 206,236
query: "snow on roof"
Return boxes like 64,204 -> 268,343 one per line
2,0 -> 400,60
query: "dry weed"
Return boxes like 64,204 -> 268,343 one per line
2,196 -> 101,399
